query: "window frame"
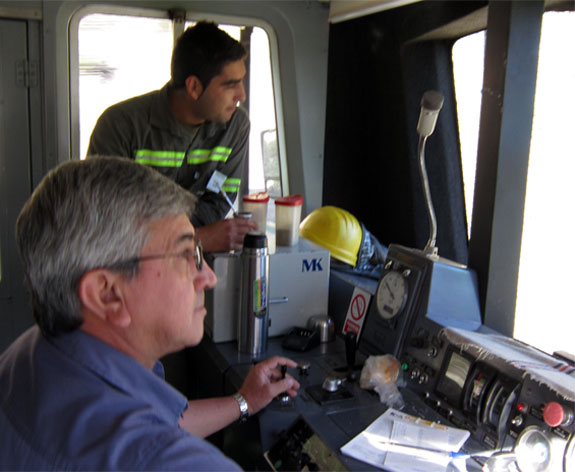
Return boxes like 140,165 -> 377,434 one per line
68,5 -> 289,194
396,1 -> 547,337
467,1 -> 544,336
455,9 -> 575,355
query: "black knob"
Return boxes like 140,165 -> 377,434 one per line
345,331 -> 358,381
297,361 -> 310,376
345,331 -> 357,366
410,335 -> 428,349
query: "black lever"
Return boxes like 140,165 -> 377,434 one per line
345,331 -> 358,381
275,364 -> 291,404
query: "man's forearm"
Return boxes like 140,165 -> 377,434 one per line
178,395 -> 244,438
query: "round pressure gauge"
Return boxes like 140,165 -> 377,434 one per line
515,427 -> 552,472
375,270 -> 408,320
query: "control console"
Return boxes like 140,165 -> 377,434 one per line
332,243 -> 574,470
401,320 -> 575,470
210,243 -> 575,471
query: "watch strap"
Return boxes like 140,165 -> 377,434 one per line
233,392 -> 249,423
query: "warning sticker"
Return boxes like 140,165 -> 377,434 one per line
343,287 -> 371,338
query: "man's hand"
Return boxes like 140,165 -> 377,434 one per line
239,356 -> 300,415
179,356 -> 300,437
196,218 -> 258,252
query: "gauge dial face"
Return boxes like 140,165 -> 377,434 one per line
375,270 -> 408,320
515,427 -> 552,472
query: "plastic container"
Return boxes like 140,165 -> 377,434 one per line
274,194 -> 304,246
237,233 -> 269,355
241,192 -> 269,234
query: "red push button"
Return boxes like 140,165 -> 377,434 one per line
543,401 -> 565,427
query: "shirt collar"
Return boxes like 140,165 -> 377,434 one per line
47,329 -> 188,422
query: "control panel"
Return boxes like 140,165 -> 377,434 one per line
401,320 -> 575,471
360,246 -> 427,358
209,244 -> 575,472
343,243 -> 574,470
360,244 -> 482,358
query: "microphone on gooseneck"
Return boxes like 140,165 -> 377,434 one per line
416,91 -> 445,138
416,90 -> 444,256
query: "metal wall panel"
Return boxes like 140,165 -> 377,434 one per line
0,18 -> 35,352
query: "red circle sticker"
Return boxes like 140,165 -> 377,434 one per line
350,294 -> 367,320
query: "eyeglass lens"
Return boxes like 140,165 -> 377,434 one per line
194,241 -> 204,271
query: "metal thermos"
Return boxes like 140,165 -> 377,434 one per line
237,233 -> 269,355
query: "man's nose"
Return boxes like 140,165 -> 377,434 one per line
236,82 -> 246,103
196,262 -> 218,290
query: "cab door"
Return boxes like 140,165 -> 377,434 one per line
0,18 -> 38,351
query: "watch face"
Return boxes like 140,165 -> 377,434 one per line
376,270 -> 408,320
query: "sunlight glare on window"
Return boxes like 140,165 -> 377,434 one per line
453,12 -> 575,357
452,31 -> 484,235
514,12 -> 575,356
78,14 -> 172,159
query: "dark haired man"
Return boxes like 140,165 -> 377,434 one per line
88,21 -> 257,252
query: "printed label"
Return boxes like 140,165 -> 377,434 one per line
302,258 -> 324,272
253,277 -> 267,314
343,287 -> 371,338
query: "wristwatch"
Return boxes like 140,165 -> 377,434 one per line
233,392 -> 249,423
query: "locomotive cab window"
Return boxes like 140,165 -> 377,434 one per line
453,11 -> 575,357
72,10 -> 283,197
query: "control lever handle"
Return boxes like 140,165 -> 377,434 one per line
275,365 -> 292,405
345,331 -> 358,381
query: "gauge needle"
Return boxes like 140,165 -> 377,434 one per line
385,282 -> 395,299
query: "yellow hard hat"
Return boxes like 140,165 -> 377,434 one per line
299,206 -> 362,266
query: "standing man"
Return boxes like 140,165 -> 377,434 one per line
87,21 -> 258,252
0,157 -> 299,470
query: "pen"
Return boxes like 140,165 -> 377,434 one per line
377,441 -> 497,460
376,441 -> 470,461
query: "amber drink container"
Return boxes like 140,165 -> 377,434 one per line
274,195 -> 303,246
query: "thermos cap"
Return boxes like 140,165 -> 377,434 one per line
243,233 -> 268,249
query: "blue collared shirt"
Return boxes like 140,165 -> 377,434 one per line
0,326 -> 241,471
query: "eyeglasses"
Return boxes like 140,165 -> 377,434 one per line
107,239 -> 204,273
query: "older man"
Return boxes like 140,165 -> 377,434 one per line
0,156 -> 299,470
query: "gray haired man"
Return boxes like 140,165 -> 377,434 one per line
0,156 -> 299,470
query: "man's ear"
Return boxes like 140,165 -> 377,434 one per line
185,75 -> 204,100
78,270 -> 132,328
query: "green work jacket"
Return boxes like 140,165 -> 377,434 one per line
87,83 -> 250,227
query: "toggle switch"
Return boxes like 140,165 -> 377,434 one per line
345,331 -> 358,382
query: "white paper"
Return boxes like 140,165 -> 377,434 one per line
340,408 -> 470,472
